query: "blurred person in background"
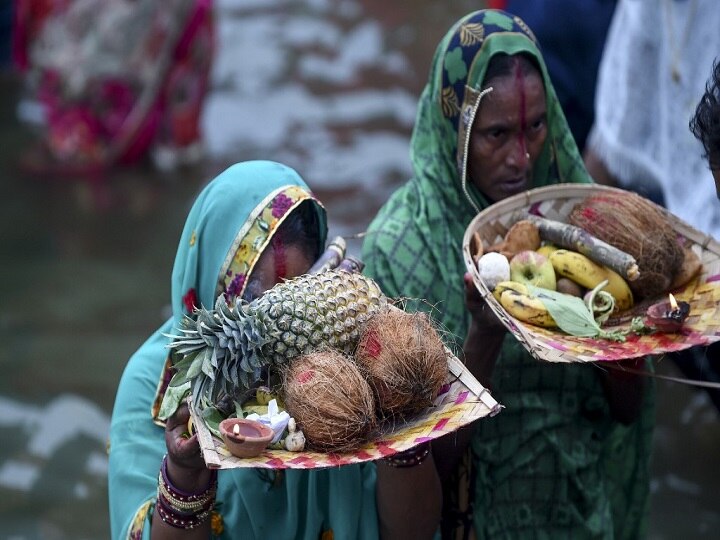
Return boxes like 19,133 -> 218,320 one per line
108,161 -> 442,539
684,58 -> 720,410
691,58 -> 720,199
487,0 -> 617,152
11,0 -> 214,176
584,0 -> 719,230
585,0 -> 720,413
362,9 -> 653,539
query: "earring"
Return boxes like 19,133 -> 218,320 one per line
525,152 -> 530,160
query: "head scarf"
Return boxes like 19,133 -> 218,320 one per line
153,160 -> 326,420
362,9 -> 590,342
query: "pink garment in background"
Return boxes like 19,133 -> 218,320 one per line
13,0 -> 214,176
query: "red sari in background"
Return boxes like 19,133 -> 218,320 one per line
12,0 -> 214,176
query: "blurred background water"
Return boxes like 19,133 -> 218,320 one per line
0,1 -> 718,538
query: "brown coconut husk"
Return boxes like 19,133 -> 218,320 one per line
568,192 -> 684,300
282,349 -> 377,453
355,309 -> 448,420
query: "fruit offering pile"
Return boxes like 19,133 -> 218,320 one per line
471,192 -> 703,337
163,271 -> 450,454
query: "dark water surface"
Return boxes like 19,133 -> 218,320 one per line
0,1 -> 718,538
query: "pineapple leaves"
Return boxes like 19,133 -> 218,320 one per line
186,349 -> 207,379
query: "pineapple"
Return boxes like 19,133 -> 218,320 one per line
162,270 -> 388,417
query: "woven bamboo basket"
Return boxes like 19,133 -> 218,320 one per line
462,184 -> 720,363
191,348 -> 501,470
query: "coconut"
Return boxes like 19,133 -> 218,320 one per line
568,192 -> 684,300
282,349 -> 376,453
355,309 -> 448,419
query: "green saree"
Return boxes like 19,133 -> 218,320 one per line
362,10 -> 654,539
109,161 -> 378,539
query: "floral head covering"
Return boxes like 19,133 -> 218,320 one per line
153,160 -> 326,420
170,160 -> 326,327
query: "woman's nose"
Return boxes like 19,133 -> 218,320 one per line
507,137 -> 530,168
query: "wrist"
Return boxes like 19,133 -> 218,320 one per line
381,442 -> 432,469
156,454 -> 217,530
164,454 -> 215,496
467,319 -> 507,338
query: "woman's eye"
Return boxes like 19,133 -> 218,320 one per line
530,118 -> 546,131
488,129 -> 505,140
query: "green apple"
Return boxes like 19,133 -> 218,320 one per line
509,250 -> 557,291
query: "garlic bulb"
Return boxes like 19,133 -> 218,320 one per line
283,417 -> 306,452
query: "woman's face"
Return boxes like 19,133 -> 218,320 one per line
467,69 -> 547,202
242,243 -> 314,302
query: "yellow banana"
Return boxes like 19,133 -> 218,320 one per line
602,269 -> 634,310
536,243 -> 559,258
549,249 -> 633,310
495,283 -> 557,328
492,280 -> 530,301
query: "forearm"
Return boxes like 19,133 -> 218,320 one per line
583,147 -> 619,187
463,322 -> 505,387
597,359 -> 647,424
433,323 -> 504,482
376,452 -> 442,540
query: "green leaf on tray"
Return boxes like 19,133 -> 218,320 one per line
201,406 -> 225,438
527,285 -> 626,342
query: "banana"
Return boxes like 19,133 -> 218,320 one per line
493,281 -> 557,328
492,280 -> 530,301
549,249 -> 633,310
536,243 -> 559,258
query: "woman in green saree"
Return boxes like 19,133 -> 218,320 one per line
362,9 -> 654,539
108,161 -> 441,539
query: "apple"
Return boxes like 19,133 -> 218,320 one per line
556,277 -> 584,297
509,250 -> 557,291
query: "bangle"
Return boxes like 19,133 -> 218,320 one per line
384,443 -> 431,468
156,496 -> 214,530
156,454 -> 218,529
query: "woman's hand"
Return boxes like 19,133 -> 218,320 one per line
464,272 -> 506,333
152,404 -> 216,538
165,403 -> 205,470
164,403 -> 211,492
462,272 -> 505,388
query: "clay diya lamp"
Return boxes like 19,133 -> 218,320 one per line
646,293 -> 690,333
219,418 -> 274,458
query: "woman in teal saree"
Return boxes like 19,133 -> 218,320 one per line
108,161 -> 441,539
362,10 -> 654,539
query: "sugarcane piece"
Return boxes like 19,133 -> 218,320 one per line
308,236 -> 346,274
524,214 -> 639,281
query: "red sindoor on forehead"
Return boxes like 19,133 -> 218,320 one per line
514,60 -> 527,156
271,235 -> 287,283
